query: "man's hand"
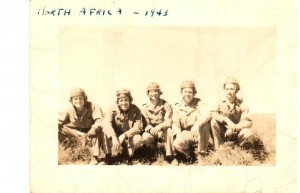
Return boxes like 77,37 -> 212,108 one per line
118,134 -> 126,144
150,125 -> 162,136
191,125 -> 199,138
224,118 -> 235,127
227,124 -> 238,133
225,128 -> 234,138
87,127 -> 97,137
111,136 -> 121,155
145,125 -> 153,133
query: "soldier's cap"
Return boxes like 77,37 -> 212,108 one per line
147,82 -> 162,94
69,87 -> 88,102
116,88 -> 132,99
223,77 -> 240,90
69,87 -> 86,98
180,80 -> 197,93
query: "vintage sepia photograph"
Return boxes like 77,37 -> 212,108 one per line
58,27 -> 276,166
30,0 -> 297,192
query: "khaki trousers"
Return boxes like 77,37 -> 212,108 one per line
102,134 -> 143,157
60,126 -> 104,157
142,128 -> 175,156
173,122 -> 211,157
210,118 -> 254,150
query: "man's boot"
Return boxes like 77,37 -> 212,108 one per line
89,156 -> 99,165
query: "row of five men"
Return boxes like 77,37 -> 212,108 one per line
58,77 -> 255,165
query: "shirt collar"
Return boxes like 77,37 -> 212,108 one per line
181,98 -> 199,108
222,97 -> 242,105
148,99 -> 162,109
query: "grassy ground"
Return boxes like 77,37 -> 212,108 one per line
58,113 -> 276,166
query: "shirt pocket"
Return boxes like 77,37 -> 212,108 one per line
85,116 -> 95,127
230,113 -> 241,124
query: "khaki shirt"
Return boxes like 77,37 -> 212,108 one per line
103,104 -> 143,139
211,97 -> 252,130
172,98 -> 211,136
58,101 -> 104,130
141,99 -> 173,130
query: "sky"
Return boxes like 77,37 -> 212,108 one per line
59,27 -> 276,114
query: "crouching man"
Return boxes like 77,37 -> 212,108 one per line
210,77 -> 255,150
172,80 -> 211,162
58,87 -> 105,165
141,82 -> 176,164
102,89 -> 144,162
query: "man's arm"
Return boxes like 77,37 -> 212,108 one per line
102,107 -> 117,139
58,111 -> 70,129
124,106 -> 143,138
171,104 -> 181,137
235,104 -> 253,131
155,103 -> 173,131
141,105 -> 153,132
196,102 -> 212,128
91,104 -> 104,130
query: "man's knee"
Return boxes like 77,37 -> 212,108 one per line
133,134 -> 142,141
201,122 -> 211,133
142,132 -> 155,144
132,134 -> 143,148
238,128 -> 255,143
165,128 -> 172,135
239,128 -> 253,138
173,134 -> 188,150
161,128 -> 172,141
210,119 -> 220,130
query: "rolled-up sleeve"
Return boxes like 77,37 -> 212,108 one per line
158,103 -> 173,130
91,104 -> 104,130
102,107 -> 117,139
58,111 -> 69,129
211,103 -> 227,123
172,105 -> 182,136
235,104 -> 253,130
141,106 -> 150,127
197,102 -> 212,127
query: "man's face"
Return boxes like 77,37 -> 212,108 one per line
224,83 -> 238,99
118,96 -> 130,111
181,87 -> 195,104
71,95 -> 85,110
148,90 -> 160,100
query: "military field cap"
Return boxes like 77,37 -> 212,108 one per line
69,87 -> 86,98
147,82 -> 162,94
223,77 -> 240,90
116,88 -> 132,99
180,80 -> 195,89
180,80 -> 197,93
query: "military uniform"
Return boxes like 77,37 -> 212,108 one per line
102,103 -> 143,155
172,98 -> 211,157
58,101 -> 105,157
210,97 -> 254,149
141,99 -> 175,156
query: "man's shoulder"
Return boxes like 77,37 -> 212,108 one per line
236,98 -> 249,109
160,99 -> 172,108
63,104 -> 75,113
174,101 -> 181,107
86,101 -> 97,108
130,104 -> 142,112
235,98 -> 244,105
142,102 -> 149,108
193,98 -> 201,105
107,104 -> 119,113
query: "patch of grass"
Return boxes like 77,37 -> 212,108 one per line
58,132 -> 92,165
58,114 -> 276,166
201,142 -> 255,166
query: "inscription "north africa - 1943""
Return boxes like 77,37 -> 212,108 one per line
37,7 -> 168,17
